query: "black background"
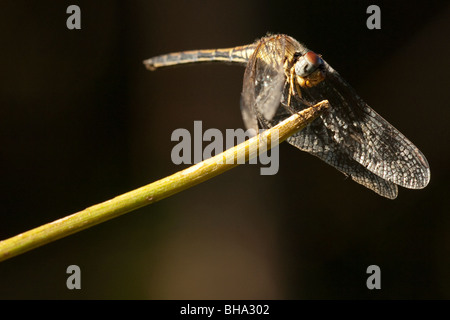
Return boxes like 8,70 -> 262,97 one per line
1,0 -> 449,299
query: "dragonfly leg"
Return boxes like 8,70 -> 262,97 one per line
281,68 -> 303,114
294,80 -> 303,100
287,67 -> 296,107
256,110 -> 271,129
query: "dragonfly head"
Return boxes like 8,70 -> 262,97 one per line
294,51 -> 326,88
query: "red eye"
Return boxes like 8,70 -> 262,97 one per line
305,51 -> 322,67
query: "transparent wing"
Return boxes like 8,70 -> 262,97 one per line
240,36 -> 287,134
269,100 -> 399,198
286,116 -> 399,199
290,61 -> 430,191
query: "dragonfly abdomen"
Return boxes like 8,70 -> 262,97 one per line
143,45 -> 255,71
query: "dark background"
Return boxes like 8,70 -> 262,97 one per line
1,0 -> 449,299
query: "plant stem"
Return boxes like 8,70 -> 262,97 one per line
0,100 -> 329,262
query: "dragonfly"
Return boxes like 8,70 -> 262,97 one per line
143,34 -> 430,199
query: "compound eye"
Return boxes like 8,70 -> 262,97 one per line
294,51 -> 324,77
305,51 -> 323,68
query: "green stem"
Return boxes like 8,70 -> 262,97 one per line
0,100 -> 329,262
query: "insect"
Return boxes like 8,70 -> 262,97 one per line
144,34 -> 430,199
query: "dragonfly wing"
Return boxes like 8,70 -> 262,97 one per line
260,92 -> 398,199
296,61 -> 430,190
287,122 -> 399,199
268,101 -> 399,198
241,36 -> 286,134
